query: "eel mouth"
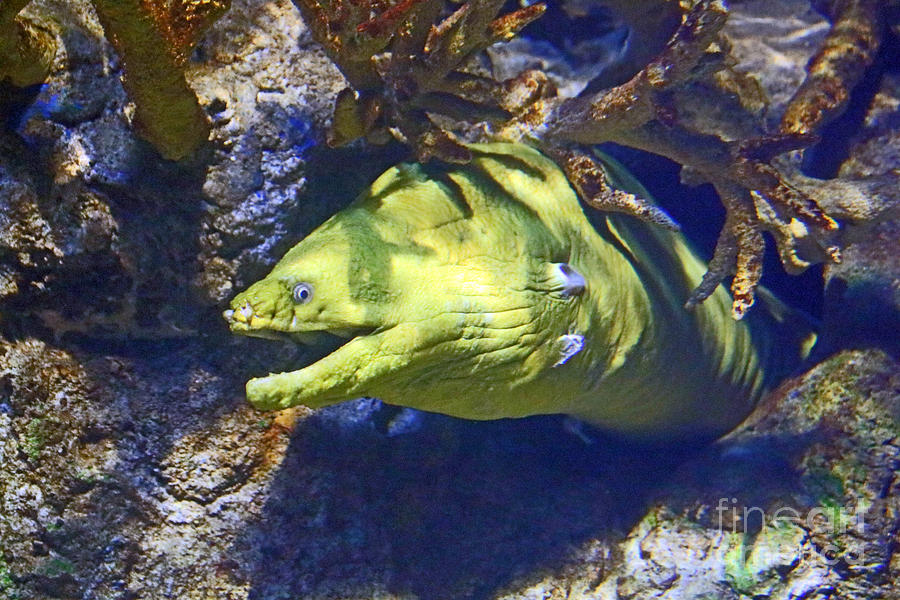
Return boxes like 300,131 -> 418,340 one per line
223,307 -> 376,345
224,307 -> 386,409
231,324 -> 376,348
244,325 -> 392,411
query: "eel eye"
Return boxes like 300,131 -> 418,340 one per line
292,282 -> 313,304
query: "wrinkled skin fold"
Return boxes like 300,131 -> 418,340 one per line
226,143 -> 814,439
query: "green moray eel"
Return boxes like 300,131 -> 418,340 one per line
225,143 -> 814,439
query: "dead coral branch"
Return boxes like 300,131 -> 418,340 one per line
291,0 -> 546,160
781,0 -> 883,136
93,0 -> 230,161
502,0 -> 841,318
553,148 -> 680,231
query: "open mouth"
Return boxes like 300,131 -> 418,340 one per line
234,326 -> 375,348
236,325 -> 392,411
223,308 -> 376,345
222,300 -> 412,410
224,306 -> 381,378
232,315 -> 380,368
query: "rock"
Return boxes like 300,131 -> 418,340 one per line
188,0 -> 345,305
1,0 -> 381,338
595,349 -> 900,599
724,0 -> 830,127
823,219 -> 900,357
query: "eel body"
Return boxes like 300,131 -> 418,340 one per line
225,143 -> 813,439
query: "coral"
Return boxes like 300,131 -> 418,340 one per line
502,0 -> 841,318
781,0 -> 884,136
0,0 -> 56,88
294,0 -> 897,318
91,0 -> 230,160
5,0 -> 228,160
290,0 -> 547,160
551,147 -> 680,230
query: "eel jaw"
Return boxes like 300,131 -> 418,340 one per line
242,313 -> 464,412
243,327 -> 394,411
224,306 -> 390,411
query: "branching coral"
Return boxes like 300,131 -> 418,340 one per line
781,0 -> 884,137
499,0 -> 841,318
92,0 -> 230,160
293,0 -> 889,318
3,0 -> 229,160
291,0 -> 547,161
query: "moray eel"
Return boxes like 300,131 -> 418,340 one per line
225,143 -> 814,439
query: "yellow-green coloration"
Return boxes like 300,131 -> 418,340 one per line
92,0 -> 229,160
227,143 -> 814,438
24,417 -> 46,461
723,522 -> 807,596
0,553 -> 17,600
0,0 -> 56,88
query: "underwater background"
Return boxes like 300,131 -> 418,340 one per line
1,0 -> 899,598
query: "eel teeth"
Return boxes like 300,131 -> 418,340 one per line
240,303 -> 254,320
226,302 -> 257,325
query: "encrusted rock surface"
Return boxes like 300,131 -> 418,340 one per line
1,1 -> 898,599
593,348 -> 900,599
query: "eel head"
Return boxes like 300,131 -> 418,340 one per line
225,220 -> 585,418
225,151 -> 589,419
